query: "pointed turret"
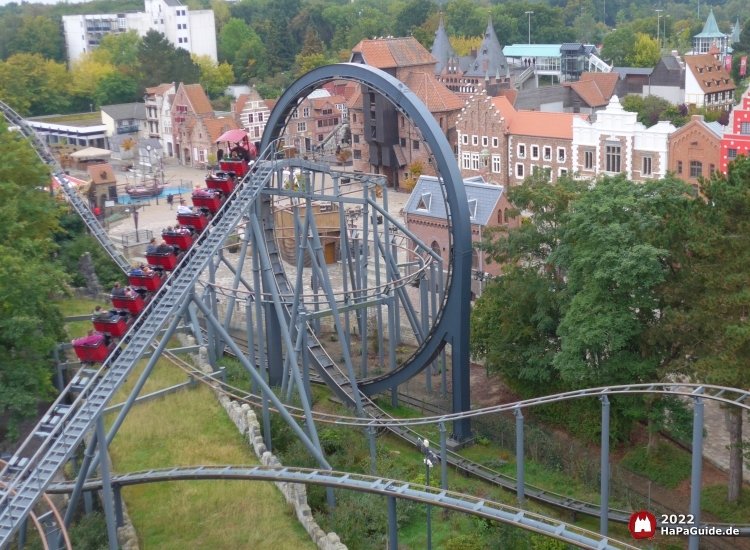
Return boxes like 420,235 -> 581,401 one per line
694,8 -> 729,54
431,13 -> 455,75
700,8 -> 721,37
465,14 -> 508,78
731,16 -> 741,45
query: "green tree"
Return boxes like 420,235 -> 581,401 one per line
0,120 -> 68,441
444,0 -> 485,37
193,54 -> 235,97
295,53 -> 331,77
0,54 -> 70,116
602,26 -> 637,65
299,28 -> 324,58
92,72 -> 139,107
138,30 -> 200,91
6,16 -> 65,63
626,32 -> 661,68
661,156 -> 750,502
219,18 -> 266,79
93,30 -> 142,74
0,14 -> 23,60
211,0 -> 231,33
392,0 -> 437,37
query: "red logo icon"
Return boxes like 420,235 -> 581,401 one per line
628,510 -> 657,539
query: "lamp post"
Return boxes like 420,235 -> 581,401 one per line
656,9 -> 663,50
125,207 -> 139,241
525,11 -> 534,44
418,438 -> 439,550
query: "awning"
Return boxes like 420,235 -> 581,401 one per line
216,129 -> 249,143
70,147 -> 112,159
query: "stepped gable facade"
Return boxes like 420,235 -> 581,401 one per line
720,86 -> 750,175
347,37 -> 465,188
432,14 -> 513,98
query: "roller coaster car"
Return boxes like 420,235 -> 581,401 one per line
92,315 -> 131,338
216,129 -> 256,178
191,193 -> 224,213
205,171 -> 236,194
177,212 -> 209,232
219,158 -> 248,177
146,251 -> 180,271
35,404 -> 72,439
73,340 -> 114,363
111,293 -> 147,314
128,271 -> 164,291
162,232 -> 193,250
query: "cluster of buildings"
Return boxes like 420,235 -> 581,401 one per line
61,0 -> 217,64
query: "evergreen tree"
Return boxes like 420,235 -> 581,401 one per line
300,29 -> 324,57
138,30 -> 200,91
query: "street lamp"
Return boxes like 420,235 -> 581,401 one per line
125,207 -> 139,241
417,438 -> 439,550
525,11 -> 534,44
655,9 -> 663,50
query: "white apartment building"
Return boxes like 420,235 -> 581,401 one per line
62,0 -> 216,65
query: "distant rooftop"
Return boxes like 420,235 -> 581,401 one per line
503,44 -> 562,58
27,112 -> 104,128
612,67 -> 653,79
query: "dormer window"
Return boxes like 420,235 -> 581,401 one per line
416,193 -> 431,211
468,198 -> 478,219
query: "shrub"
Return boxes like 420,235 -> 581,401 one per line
620,441 -> 691,489
446,534 -> 483,550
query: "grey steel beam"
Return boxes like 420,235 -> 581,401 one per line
688,396 -> 704,550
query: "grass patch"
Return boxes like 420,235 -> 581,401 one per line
620,441 -> 691,489
106,357 -> 316,550
58,297 -> 101,339
702,484 -> 750,524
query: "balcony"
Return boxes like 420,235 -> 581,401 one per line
117,125 -> 140,135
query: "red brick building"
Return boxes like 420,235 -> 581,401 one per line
720,87 -> 750,174
668,114 -> 722,189
347,37 -> 465,187
404,175 -> 520,299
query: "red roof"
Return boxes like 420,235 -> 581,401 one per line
404,72 -> 465,112
490,96 -> 587,139
182,83 -> 213,115
351,37 -> 437,69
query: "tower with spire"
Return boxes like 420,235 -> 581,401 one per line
693,8 -> 729,56
431,13 -> 513,98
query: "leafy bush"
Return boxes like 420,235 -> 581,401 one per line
620,441 -> 691,489
446,534 -> 483,550
319,427 -> 346,455
58,233 -> 126,289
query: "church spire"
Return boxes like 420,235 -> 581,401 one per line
431,12 -> 455,75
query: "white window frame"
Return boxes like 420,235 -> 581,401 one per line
642,155 -> 653,177
462,152 -> 471,170
491,154 -> 501,174
472,135 -> 478,146
482,136 -> 488,147
558,167 -> 568,177
557,147 -> 566,162
517,144 -> 526,159
492,137 -> 499,148
543,146 -> 552,161
462,134 -> 469,145
471,152 -> 480,171
516,163 -> 525,179
297,122 -> 306,132
584,150 -> 594,170
531,145 -> 540,160
302,107 -> 310,118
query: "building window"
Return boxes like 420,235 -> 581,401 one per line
472,135 -> 478,146
584,150 -> 594,170
557,147 -> 566,162
710,164 -> 715,175
642,156 -> 652,177
690,161 -> 702,178
497,210 -> 503,224
559,168 -> 568,177
302,108 -> 310,118
353,150 -> 362,160
741,122 -> 750,135
462,134 -> 468,145
677,160 -> 683,174
531,145 -> 539,160
199,150 -> 205,163
412,140 -> 419,150
462,152 -> 471,169
605,144 -> 621,173
517,144 -> 526,159
492,137 -> 498,148
543,146 -> 551,161
431,241 -> 441,256
353,134 -> 360,144
728,148 -> 738,159
468,199 -> 478,219
471,153 -> 480,170
258,113 -> 263,122
516,163 -> 524,178
417,193 -> 431,211
482,136 -> 488,147
492,155 -> 501,173
352,114 -> 357,123
297,122 -> 306,132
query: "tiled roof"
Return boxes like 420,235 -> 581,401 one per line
101,103 -> 146,121
685,54 -> 735,94
567,80 -> 608,107
234,94 -> 250,114
404,175 -> 504,226
351,37 -> 437,69
183,83 -> 213,115
494,89 -> 518,106
87,163 -> 116,184
346,86 -> 363,109
489,95 -> 517,123
612,67 -> 654,78
431,14 -> 455,74
145,83 -> 174,95
404,72 -> 465,112
578,72 -> 620,99
203,117 -> 239,142
696,8 -> 724,38
464,15 -> 508,77
265,99 -> 277,110
508,111 -> 586,140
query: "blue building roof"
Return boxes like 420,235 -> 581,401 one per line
503,44 -> 562,58
695,9 -> 726,38
403,175 -> 504,226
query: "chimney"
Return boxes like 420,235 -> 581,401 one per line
471,47 -> 478,58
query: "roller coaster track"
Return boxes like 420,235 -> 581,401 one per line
0,144 -> 279,545
0,101 -> 130,272
44,465 -> 639,550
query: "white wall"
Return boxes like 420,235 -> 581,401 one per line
188,10 -> 217,60
685,68 -> 705,107
648,85 -> 685,105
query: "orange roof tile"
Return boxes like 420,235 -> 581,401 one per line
567,80 -> 608,107
494,89 -> 518,107
685,54 -> 735,95
352,37 -> 437,69
578,72 -> 619,100
203,117 -> 239,142
489,96 -> 517,124
183,83 -> 213,115
87,163 -> 116,184
404,72 -> 465,112
145,83 -> 173,95
507,111 -> 588,140
234,94 -> 250,115
346,86 -> 363,109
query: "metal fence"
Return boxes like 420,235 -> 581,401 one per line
121,229 -> 153,247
